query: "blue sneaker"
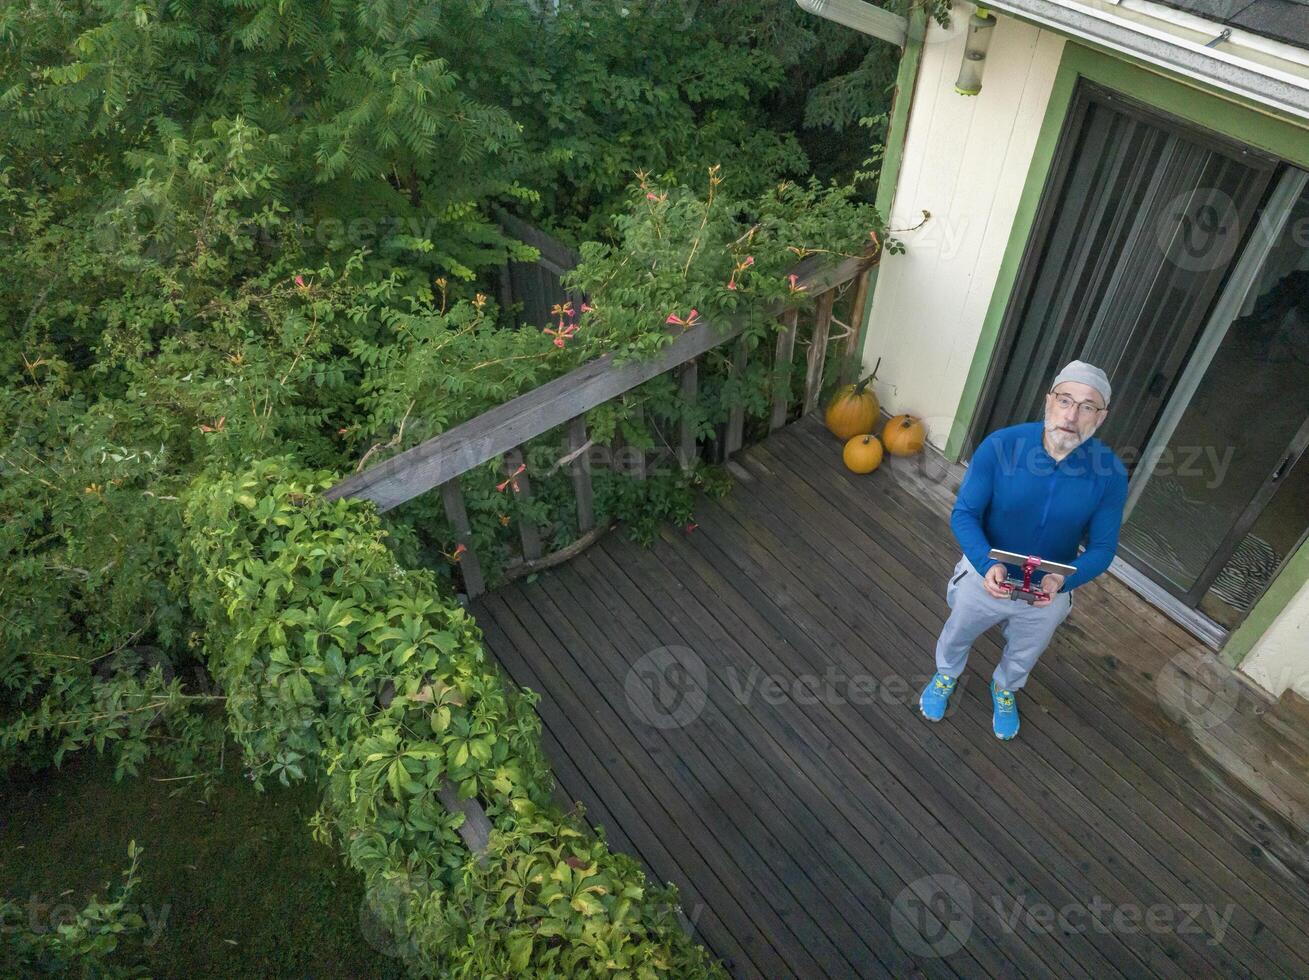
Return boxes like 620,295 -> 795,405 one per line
919,673 -> 957,722
991,682 -> 1020,740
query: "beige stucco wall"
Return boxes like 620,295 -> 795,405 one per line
860,11 -> 1065,450
1240,576 -> 1309,699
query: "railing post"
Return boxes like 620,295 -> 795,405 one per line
503,449 -> 541,562
436,780 -> 492,865
803,289 -> 835,416
566,415 -> 595,533
838,268 -> 872,387
725,335 -> 748,457
440,477 -> 485,599
679,359 -> 698,471
770,310 -> 799,431
626,401 -> 647,481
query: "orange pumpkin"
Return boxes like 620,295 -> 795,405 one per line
842,434 -> 884,474
882,414 -> 926,456
824,359 -> 882,441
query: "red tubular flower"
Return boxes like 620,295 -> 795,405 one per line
727,255 -> 754,291
497,462 -> 527,493
544,323 -> 578,348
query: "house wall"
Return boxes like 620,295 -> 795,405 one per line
1241,574 -> 1309,699
863,16 -> 1309,697
859,12 -> 1065,450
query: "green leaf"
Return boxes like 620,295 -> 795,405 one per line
508,933 -> 533,970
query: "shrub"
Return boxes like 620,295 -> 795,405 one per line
179,459 -> 725,977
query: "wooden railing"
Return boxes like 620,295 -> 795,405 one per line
325,248 -> 877,599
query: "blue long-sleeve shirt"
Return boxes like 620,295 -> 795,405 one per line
952,422 -> 1129,592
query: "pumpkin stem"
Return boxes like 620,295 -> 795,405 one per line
852,356 -> 882,395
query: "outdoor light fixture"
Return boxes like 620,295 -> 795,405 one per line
955,7 -> 997,96
793,0 -> 909,47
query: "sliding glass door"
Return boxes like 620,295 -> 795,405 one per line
971,78 -> 1309,635
967,81 -> 1277,465
1119,171 -> 1309,630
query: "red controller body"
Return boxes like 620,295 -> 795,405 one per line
999,554 -> 1046,604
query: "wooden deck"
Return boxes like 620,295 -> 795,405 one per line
473,415 -> 1309,979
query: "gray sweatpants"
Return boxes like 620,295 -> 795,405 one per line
935,554 -> 1073,691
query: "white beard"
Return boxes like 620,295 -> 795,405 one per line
1044,422 -> 1085,453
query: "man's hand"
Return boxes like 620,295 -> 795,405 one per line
982,563 -> 1010,599
1035,572 -> 1066,607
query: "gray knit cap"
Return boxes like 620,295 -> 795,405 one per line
1051,359 -> 1111,406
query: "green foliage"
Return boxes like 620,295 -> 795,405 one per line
180,459 -> 723,977
4,0 -> 531,285
354,169 -> 887,583
0,841 -> 150,978
1,0 -> 903,972
1,157 -> 881,973
501,1 -> 806,238
179,459 -> 550,803
425,816 -> 717,977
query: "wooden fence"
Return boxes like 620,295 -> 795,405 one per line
496,211 -> 584,329
325,248 -> 876,600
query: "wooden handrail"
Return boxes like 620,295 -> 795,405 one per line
350,236 -> 877,846
325,248 -> 876,513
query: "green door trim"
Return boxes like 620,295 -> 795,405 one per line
939,40 -> 1309,667
1223,534 -> 1309,667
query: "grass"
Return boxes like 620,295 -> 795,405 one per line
0,747 -> 409,979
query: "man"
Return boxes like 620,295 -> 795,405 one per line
919,360 -> 1129,740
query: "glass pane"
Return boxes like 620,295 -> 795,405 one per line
1120,180 -> 1309,596
978,90 -> 1273,463
1200,452 -> 1309,629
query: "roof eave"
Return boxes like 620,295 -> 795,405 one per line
980,0 -> 1309,122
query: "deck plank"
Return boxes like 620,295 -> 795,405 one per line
726,440 -> 1291,977
479,596 -> 774,979
472,415 -> 1309,979
522,569 -> 864,979
770,419 -> 1309,957
768,424 -> 1309,967
671,496 -> 1178,978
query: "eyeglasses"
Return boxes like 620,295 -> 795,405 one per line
1048,391 -> 1107,418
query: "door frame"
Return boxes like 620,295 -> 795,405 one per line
946,41 -> 1309,664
